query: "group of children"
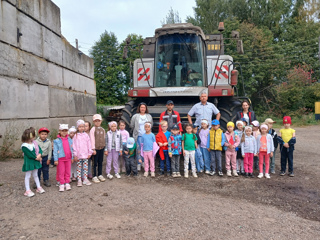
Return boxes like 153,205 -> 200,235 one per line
21,113 -> 296,197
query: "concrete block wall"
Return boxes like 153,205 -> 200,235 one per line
0,0 -> 96,146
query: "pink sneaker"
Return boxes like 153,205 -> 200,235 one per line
65,183 -> 71,191
59,185 -> 64,192
83,179 -> 92,186
77,180 -> 82,187
36,187 -> 45,194
24,190 -> 35,197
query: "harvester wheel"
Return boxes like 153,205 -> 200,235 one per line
218,98 -> 242,131
120,100 -> 136,132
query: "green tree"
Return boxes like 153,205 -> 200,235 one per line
90,31 -> 126,105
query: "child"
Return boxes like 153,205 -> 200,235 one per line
193,124 -> 204,173
141,122 -> 158,177
182,123 -> 198,178
35,127 -> 52,187
241,126 -> 257,178
207,120 -> 225,176
156,120 -> 171,176
89,114 -> 106,183
168,124 -> 182,177
251,120 -> 260,171
123,137 -> 139,176
69,126 -> 77,182
53,124 -> 73,192
235,120 -> 245,175
119,120 -> 130,173
21,128 -> 45,197
256,124 -> 274,179
199,119 -> 210,174
104,121 -> 123,179
224,122 -> 240,177
278,116 -> 296,177
84,121 -> 93,179
265,118 -> 278,174
73,119 -> 93,186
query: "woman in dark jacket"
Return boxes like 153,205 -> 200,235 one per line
236,100 -> 257,125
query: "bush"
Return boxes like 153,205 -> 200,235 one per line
0,124 -> 23,161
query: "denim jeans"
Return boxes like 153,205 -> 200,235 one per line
93,149 -> 104,177
280,146 -> 294,173
136,136 -> 144,165
125,156 -> 138,175
160,150 -> 171,172
210,150 -> 222,172
269,150 -> 276,173
195,148 -> 204,172
38,155 -> 49,181
201,147 -> 211,171
171,155 -> 180,173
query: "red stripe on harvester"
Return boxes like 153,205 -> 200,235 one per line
216,66 -> 228,79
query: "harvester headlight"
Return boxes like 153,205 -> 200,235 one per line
133,90 -> 138,96
222,90 -> 228,95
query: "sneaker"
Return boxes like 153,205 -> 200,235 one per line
233,170 -> 238,177
137,164 -> 141,171
92,176 -> 100,183
265,173 -> 271,179
289,172 -> 295,177
56,182 -> 60,187
65,183 -> 71,191
83,179 -> 92,186
280,171 -> 285,176
32,182 -> 37,189
192,172 -> 198,178
77,180 -> 83,187
249,173 -> 254,178
167,172 -> 171,177
59,185 -> 64,192
98,175 -> 106,182
176,172 -> 181,177
24,190 -> 35,197
209,171 -> 216,176
172,172 -> 177,178
151,172 -> 155,178
160,170 -> 164,175
88,174 -> 93,179
184,172 -> 188,178
244,173 -> 249,178
141,162 -> 145,169
205,170 -> 210,174
237,171 -> 240,176
200,169 -> 204,173
107,174 -> 113,180
271,170 -> 276,174
218,171 -> 223,176
227,170 -> 232,177
44,180 -> 51,187
115,173 -> 121,179
71,177 -> 76,182
144,172 -> 149,177
257,173 -> 263,179
36,187 -> 45,194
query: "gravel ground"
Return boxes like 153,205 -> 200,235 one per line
0,125 -> 319,239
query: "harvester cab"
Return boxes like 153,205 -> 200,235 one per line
110,23 -> 247,132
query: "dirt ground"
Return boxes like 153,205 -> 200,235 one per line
0,125 -> 319,240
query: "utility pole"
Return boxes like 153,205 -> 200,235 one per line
76,39 -> 78,50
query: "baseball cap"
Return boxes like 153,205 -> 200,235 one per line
166,100 -> 174,105
241,117 -> 248,125
251,120 -> 260,127
192,124 -> 198,129
283,116 -> 291,124
265,118 -> 276,124
93,114 -> 102,121
172,124 -> 179,130
126,137 -> 135,148
38,127 -> 50,134
59,124 -> 69,130
211,119 -> 220,125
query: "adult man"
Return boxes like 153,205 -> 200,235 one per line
159,100 -> 183,132
187,92 -> 221,128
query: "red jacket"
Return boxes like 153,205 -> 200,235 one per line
156,131 -> 168,160
159,110 -> 183,132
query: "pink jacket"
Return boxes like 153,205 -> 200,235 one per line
224,131 -> 240,148
73,132 -> 93,159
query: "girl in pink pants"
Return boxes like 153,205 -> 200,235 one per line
256,124 -> 274,179
141,122 -> 157,177
224,122 -> 240,177
241,126 -> 257,178
53,124 -> 73,192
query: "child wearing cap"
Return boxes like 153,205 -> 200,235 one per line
53,124 -> 73,192
278,116 -> 296,177
207,120 -> 225,176
73,120 -> 93,186
168,124 -> 182,177
251,120 -> 260,171
235,120 -> 245,175
265,118 -> 278,174
90,114 -> 106,183
156,120 -> 171,176
123,137 -> 139,176
256,124 -> 274,179
224,122 -> 240,177
68,126 -> 77,181
35,127 -> 52,187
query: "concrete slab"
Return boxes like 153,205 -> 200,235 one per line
63,69 -> 96,95
39,0 -> 61,35
17,0 -> 40,22
0,77 -> 49,119
48,62 -> 63,87
43,27 -> 64,65
0,1 -> 18,47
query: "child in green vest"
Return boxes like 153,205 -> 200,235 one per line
182,123 -> 198,178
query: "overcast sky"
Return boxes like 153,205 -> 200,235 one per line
51,0 -> 196,56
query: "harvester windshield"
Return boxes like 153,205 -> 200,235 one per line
155,34 -> 204,88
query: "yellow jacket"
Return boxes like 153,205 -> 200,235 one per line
208,128 -> 225,151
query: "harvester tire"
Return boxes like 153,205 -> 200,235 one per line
218,98 -> 242,131
120,100 -> 136,133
